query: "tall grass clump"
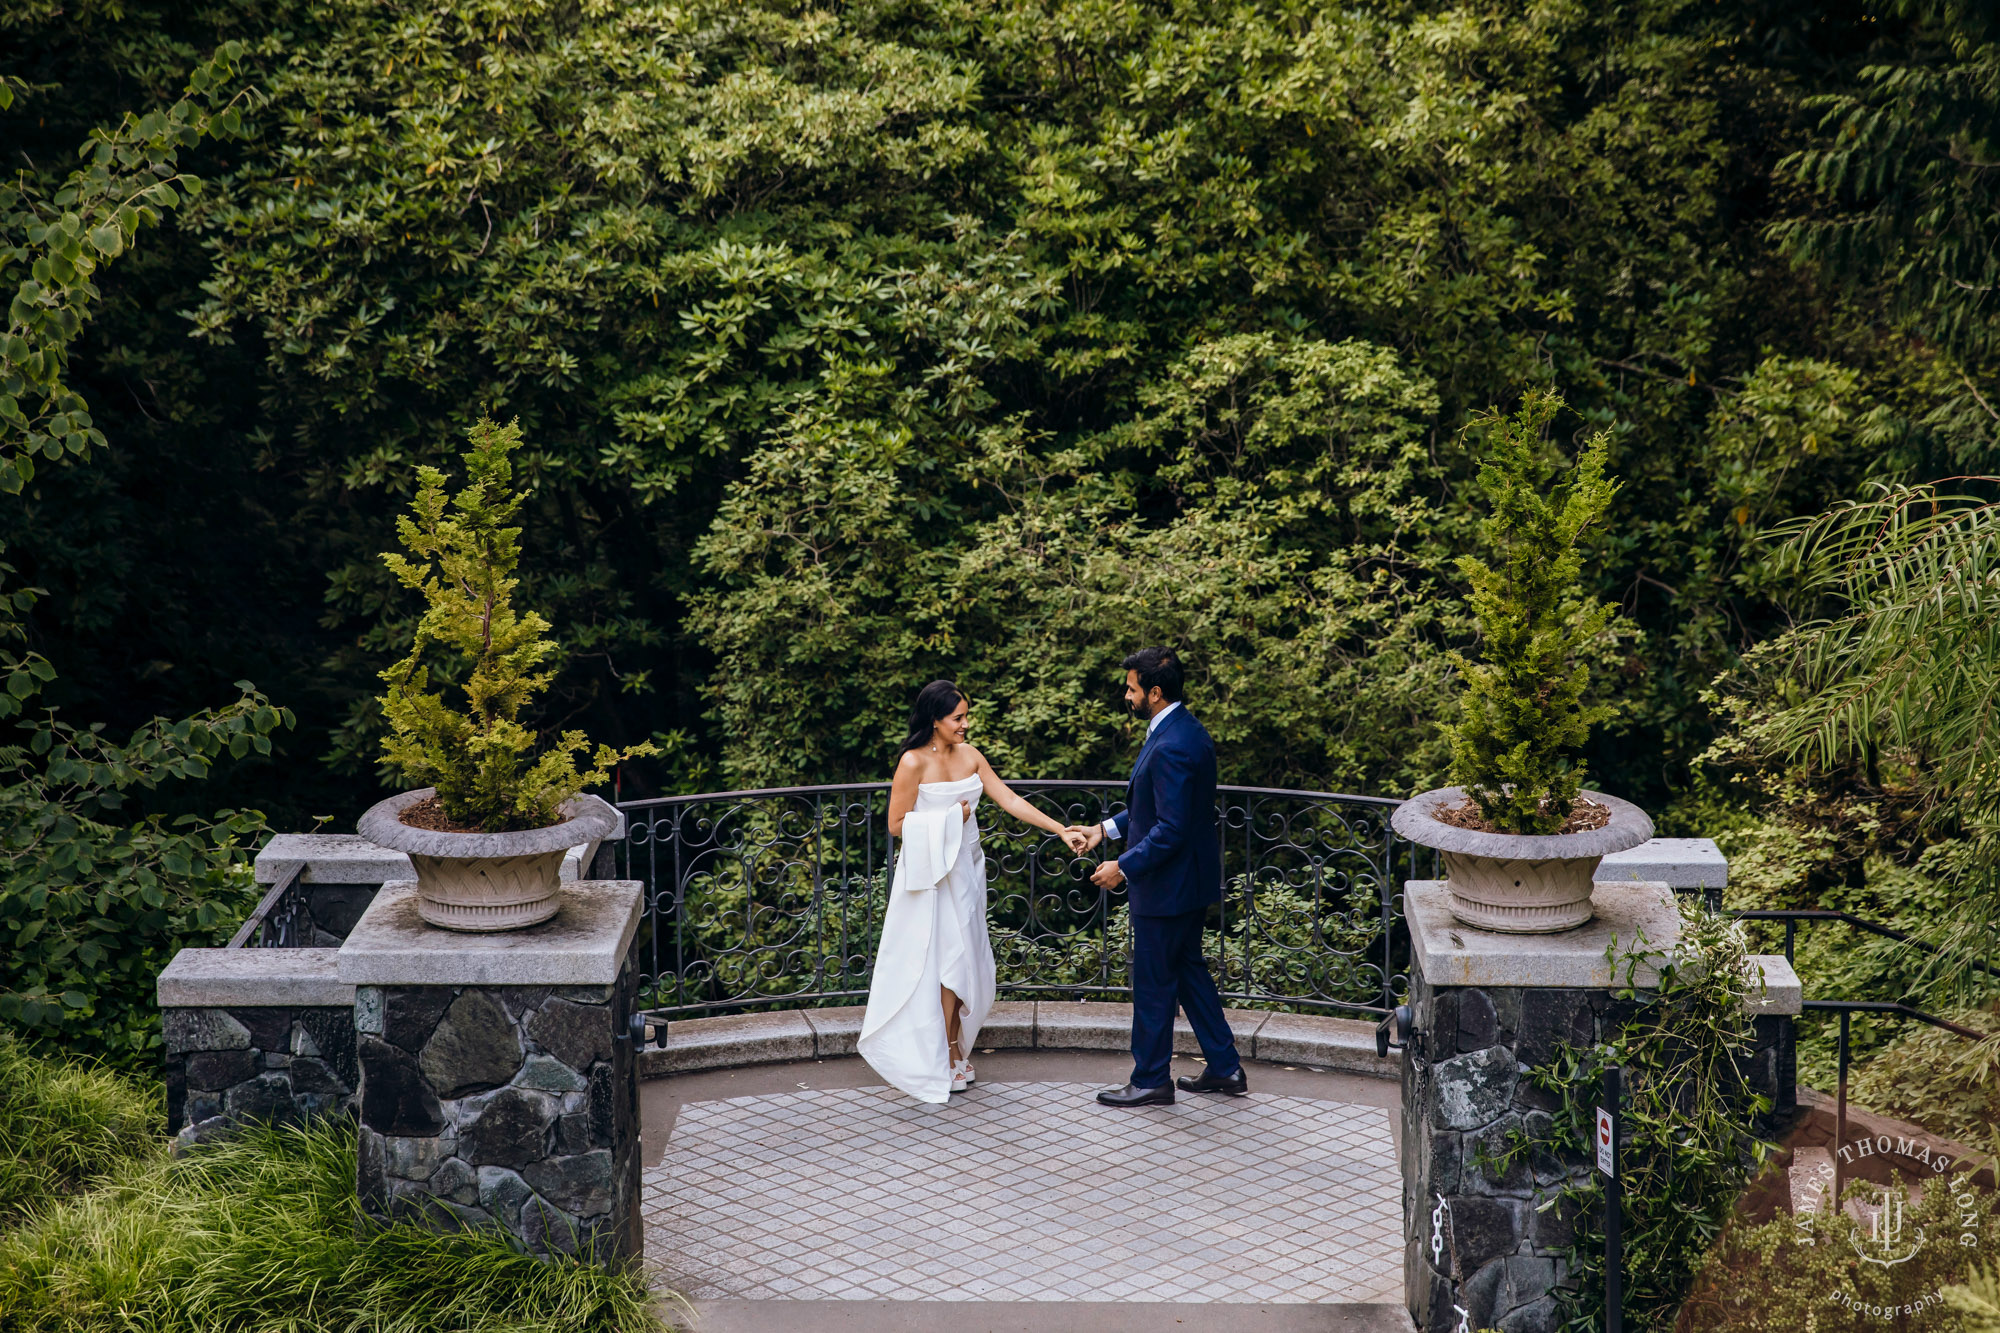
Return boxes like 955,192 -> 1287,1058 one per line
0,1033 -> 158,1220
0,1118 -> 669,1333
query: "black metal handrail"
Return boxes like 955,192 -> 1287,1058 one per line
610,780 -> 1428,1022
1804,998 -> 1995,1207
229,861 -> 312,949
1732,907 -> 2000,980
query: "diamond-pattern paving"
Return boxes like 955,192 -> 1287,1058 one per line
642,1080 -> 1402,1302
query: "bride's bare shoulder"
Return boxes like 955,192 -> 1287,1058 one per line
893,748 -> 926,780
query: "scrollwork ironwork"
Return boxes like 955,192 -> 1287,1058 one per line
612,780 -> 1415,1020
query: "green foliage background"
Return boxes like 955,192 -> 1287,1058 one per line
3,0 -> 1975,826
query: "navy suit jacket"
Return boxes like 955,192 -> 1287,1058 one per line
1109,706 -> 1221,918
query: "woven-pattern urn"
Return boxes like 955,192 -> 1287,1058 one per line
358,788 -> 620,932
1391,786 -> 1654,934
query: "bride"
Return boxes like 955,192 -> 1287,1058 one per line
858,680 -> 1087,1103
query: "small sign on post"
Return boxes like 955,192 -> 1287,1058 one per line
1603,1064 -> 1623,1333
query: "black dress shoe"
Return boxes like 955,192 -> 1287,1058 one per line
1177,1068 -> 1249,1096
1096,1082 -> 1176,1107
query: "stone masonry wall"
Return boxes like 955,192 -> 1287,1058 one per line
354,960 -> 640,1262
1402,972 -> 1797,1333
163,1005 -> 358,1142
299,883 -> 382,947
1402,970 -> 1636,1333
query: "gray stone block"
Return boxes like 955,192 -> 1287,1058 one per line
256,833 -> 409,884
1457,988 -> 1497,1052
459,1087 -> 557,1169
385,1134 -> 456,1182
478,1165 -> 534,1229
223,1073 -> 295,1122
255,831 -> 613,888
1500,1295 -> 1562,1333
1596,836 -> 1728,889
231,1007 -> 293,1051
386,987 -> 455,1054
1252,1011 -> 1392,1075
186,1048 -> 259,1091
355,986 -> 384,1035
516,1054 -> 588,1093
307,883 -> 378,938
975,1001 -> 1035,1050
338,881 -> 641,987
523,1150 -> 616,1217
419,989 -> 523,1097
1745,954 -> 1802,1016
1515,990 -> 1596,1069
1433,1045 -> 1518,1131
164,1008 -> 251,1054
358,1035 -> 445,1136
641,1010 -> 815,1075
289,1057 -> 348,1097
1032,1001 -> 1131,1051
156,948 -> 354,1008
1462,1114 -> 1531,1195
557,1112 -> 592,1154
1424,1125 -> 1462,1197
430,1156 -> 480,1205
528,997 -> 613,1071
1407,879 -> 1682,989
801,1006 -> 863,1057
1444,1195 -> 1517,1274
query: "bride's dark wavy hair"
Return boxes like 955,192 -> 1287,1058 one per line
897,680 -> 964,758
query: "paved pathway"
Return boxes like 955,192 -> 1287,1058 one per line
642,1063 -> 1404,1311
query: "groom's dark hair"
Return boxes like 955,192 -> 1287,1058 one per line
1122,647 -> 1184,702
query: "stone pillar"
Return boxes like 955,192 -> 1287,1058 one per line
1401,880 -> 1680,1333
338,879 -> 643,1264
156,947 -> 358,1145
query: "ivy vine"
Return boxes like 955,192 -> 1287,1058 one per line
1488,902 -> 1778,1332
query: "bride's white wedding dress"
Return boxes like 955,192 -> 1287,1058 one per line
858,774 -> 996,1104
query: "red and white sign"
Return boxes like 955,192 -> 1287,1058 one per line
1595,1106 -> 1615,1178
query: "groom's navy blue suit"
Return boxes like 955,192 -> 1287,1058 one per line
1106,704 -> 1241,1089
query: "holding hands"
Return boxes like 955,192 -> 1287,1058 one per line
1058,822 -> 1124,888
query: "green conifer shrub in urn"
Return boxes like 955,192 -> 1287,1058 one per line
1391,393 -> 1654,933
357,419 -> 654,931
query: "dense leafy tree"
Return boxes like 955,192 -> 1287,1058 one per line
0,0 -> 1979,822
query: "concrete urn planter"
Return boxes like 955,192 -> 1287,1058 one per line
1390,785 -> 1654,934
357,787 -> 620,932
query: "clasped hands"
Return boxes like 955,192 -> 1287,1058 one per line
1056,822 -> 1123,888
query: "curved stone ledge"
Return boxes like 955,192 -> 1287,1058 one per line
637,1001 -> 1400,1080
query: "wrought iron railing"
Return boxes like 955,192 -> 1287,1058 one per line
609,780 -> 1430,1022
230,861 -> 315,948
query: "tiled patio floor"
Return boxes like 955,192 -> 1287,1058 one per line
642,1078 -> 1403,1303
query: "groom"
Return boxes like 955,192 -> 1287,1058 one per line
1076,648 -> 1246,1107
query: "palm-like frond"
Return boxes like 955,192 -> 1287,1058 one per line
1747,484 -> 2000,813
1733,481 -> 2000,958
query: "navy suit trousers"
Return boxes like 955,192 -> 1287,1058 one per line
1131,908 -> 1241,1088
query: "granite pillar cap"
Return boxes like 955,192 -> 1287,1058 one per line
157,947 -> 355,1007
1407,878 -> 1682,988
1744,954 -> 1803,1016
336,880 -> 642,986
